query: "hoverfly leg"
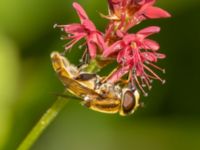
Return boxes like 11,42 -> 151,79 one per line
81,100 -> 91,108
129,80 -> 136,92
52,91 -> 81,101
74,73 -> 97,81
139,101 -> 145,108
60,51 -> 66,56
94,77 -> 101,90
81,95 -> 92,108
119,79 -> 129,87
78,49 -> 90,68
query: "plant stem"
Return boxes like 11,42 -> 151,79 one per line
17,96 -> 68,150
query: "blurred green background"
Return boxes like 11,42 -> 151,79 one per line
0,0 -> 200,150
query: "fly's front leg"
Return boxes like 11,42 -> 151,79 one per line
77,49 -> 90,68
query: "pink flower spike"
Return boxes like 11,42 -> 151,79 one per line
106,0 -> 171,31
104,26 -> 160,57
54,1 -> 170,97
103,25 -> 166,93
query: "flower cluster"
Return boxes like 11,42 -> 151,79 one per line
55,0 -> 171,96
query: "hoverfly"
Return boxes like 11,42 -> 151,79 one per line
51,52 -> 141,116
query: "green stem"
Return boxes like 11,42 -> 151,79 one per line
17,96 -> 68,150
84,59 -> 100,73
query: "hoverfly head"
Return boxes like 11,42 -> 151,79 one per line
119,88 -> 140,116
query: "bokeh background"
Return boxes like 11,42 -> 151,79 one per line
0,0 -> 200,150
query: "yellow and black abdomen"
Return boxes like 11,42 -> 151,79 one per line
83,97 -> 121,114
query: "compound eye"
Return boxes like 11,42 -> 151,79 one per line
122,90 -> 136,114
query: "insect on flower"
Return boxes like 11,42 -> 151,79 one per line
52,1 -> 171,116
51,52 -> 141,116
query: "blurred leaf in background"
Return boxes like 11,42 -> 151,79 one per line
0,0 -> 200,150
0,33 -> 19,150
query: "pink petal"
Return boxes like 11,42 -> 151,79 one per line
155,53 -> 166,59
107,66 -> 129,83
103,41 -> 124,57
145,0 -> 156,5
116,30 -> 125,38
136,0 -> 155,16
141,52 -> 158,62
137,26 -> 160,38
117,49 -> 125,63
65,33 -> 86,40
123,34 -> 136,45
144,6 -> 171,19
64,35 -> 85,50
135,63 -> 145,76
82,20 -> 96,31
108,0 -> 120,13
63,24 -> 85,34
117,46 -> 131,63
109,0 -> 121,4
105,23 -> 115,40
142,39 -> 160,51
73,2 -> 89,23
96,33 -> 106,51
135,0 -> 146,5
87,39 -> 97,59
